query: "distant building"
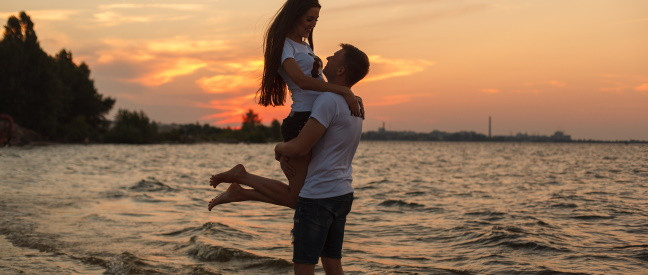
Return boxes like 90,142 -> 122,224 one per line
550,131 -> 571,142
378,122 -> 386,133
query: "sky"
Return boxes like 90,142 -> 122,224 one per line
2,0 -> 647,140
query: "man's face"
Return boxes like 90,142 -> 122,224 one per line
323,49 -> 345,81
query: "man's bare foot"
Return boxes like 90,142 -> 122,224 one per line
208,183 -> 245,211
210,164 -> 247,188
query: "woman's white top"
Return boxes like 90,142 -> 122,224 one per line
278,38 -> 324,112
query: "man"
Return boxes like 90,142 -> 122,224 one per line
275,43 -> 370,275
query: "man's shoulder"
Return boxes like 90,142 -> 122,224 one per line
315,92 -> 343,103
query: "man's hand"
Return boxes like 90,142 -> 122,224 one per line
274,142 -> 284,161
280,156 -> 295,180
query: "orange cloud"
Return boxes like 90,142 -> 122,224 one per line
95,37 -> 237,86
147,39 -> 229,54
366,94 -> 422,107
363,55 -> 434,82
523,80 -> 566,88
94,11 -> 152,25
197,59 -> 263,94
199,94 -> 256,124
129,58 -> 207,86
481,88 -> 500,94
1,10 -> 80,21
198,93 -> 290,125
599,74 -> 648,94
635,83 -> 648,92
547,80 -> 566,87
197,75 -> 257,94
99,4 -> 205,11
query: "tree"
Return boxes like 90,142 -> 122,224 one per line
0,11 -> 114,142
269,119 -> 281,141
105,109 -> 158,144
240,109 -> 267,143
241,109 -> 262,132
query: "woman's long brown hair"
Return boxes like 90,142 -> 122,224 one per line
258,0 -> 321,107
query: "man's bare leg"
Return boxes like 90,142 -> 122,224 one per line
321,257 -> 343,275
294,263 -> 315,275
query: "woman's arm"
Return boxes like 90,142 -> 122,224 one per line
282,58 -> 360,116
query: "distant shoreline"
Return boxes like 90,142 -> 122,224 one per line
3,139 -> 647,147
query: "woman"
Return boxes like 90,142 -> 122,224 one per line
208,0 -> 360,210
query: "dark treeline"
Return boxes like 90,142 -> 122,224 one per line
362,129 -> 571,142
0,11 -> 281,145
108,109 -> 282,144
363,129 -> 647,143
363,129 -> 490,141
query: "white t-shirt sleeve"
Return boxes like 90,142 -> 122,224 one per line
310,93 -> 338,129
281,40 -> 296,63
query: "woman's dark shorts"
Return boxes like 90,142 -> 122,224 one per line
292,193 -> 354,264
281,111 -> 311,142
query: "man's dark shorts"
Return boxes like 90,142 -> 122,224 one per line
292,193 -> 354,264
281,111 -> 311,142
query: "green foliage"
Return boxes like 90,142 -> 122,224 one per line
105,109 -> 158,144
0,11 -> 114,142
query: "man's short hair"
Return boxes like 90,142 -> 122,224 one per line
340,44 -> 370,86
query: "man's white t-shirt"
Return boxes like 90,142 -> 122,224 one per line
278,38 -> 323,112
300,92 -> 363,199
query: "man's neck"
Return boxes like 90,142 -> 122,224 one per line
328,77 -> 349,88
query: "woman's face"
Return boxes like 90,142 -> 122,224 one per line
292,7 -> 320,39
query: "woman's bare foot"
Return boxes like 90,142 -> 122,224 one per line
208,183 -> 245,211
210,164 -> 247,188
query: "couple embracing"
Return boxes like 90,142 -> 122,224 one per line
206,0 -> 370,274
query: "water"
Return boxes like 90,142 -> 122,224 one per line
1,142 -> 647,274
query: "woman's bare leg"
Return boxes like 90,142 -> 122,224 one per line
283,154 -> 310,208
208,183 -> 279,211
209,154 -> 311,209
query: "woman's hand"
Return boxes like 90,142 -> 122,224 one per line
341,88 -> 361,117
356,96 -> 365,119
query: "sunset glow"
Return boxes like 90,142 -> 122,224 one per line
2,0 -> 647,140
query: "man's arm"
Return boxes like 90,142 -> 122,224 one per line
275,117 -> 326,158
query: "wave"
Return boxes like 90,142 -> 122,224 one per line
105,252 -> 156,274
454,228 -> 570,253
161,222 -> 255,240
550,203 -> 578,208
184,236 -> 292,270
127,177 -> 176,192
464,211 -> 507,221
570,214 -> 615,220
379,199 -> 425,209
101,190 -> 126,199
132,194 -> 166,203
